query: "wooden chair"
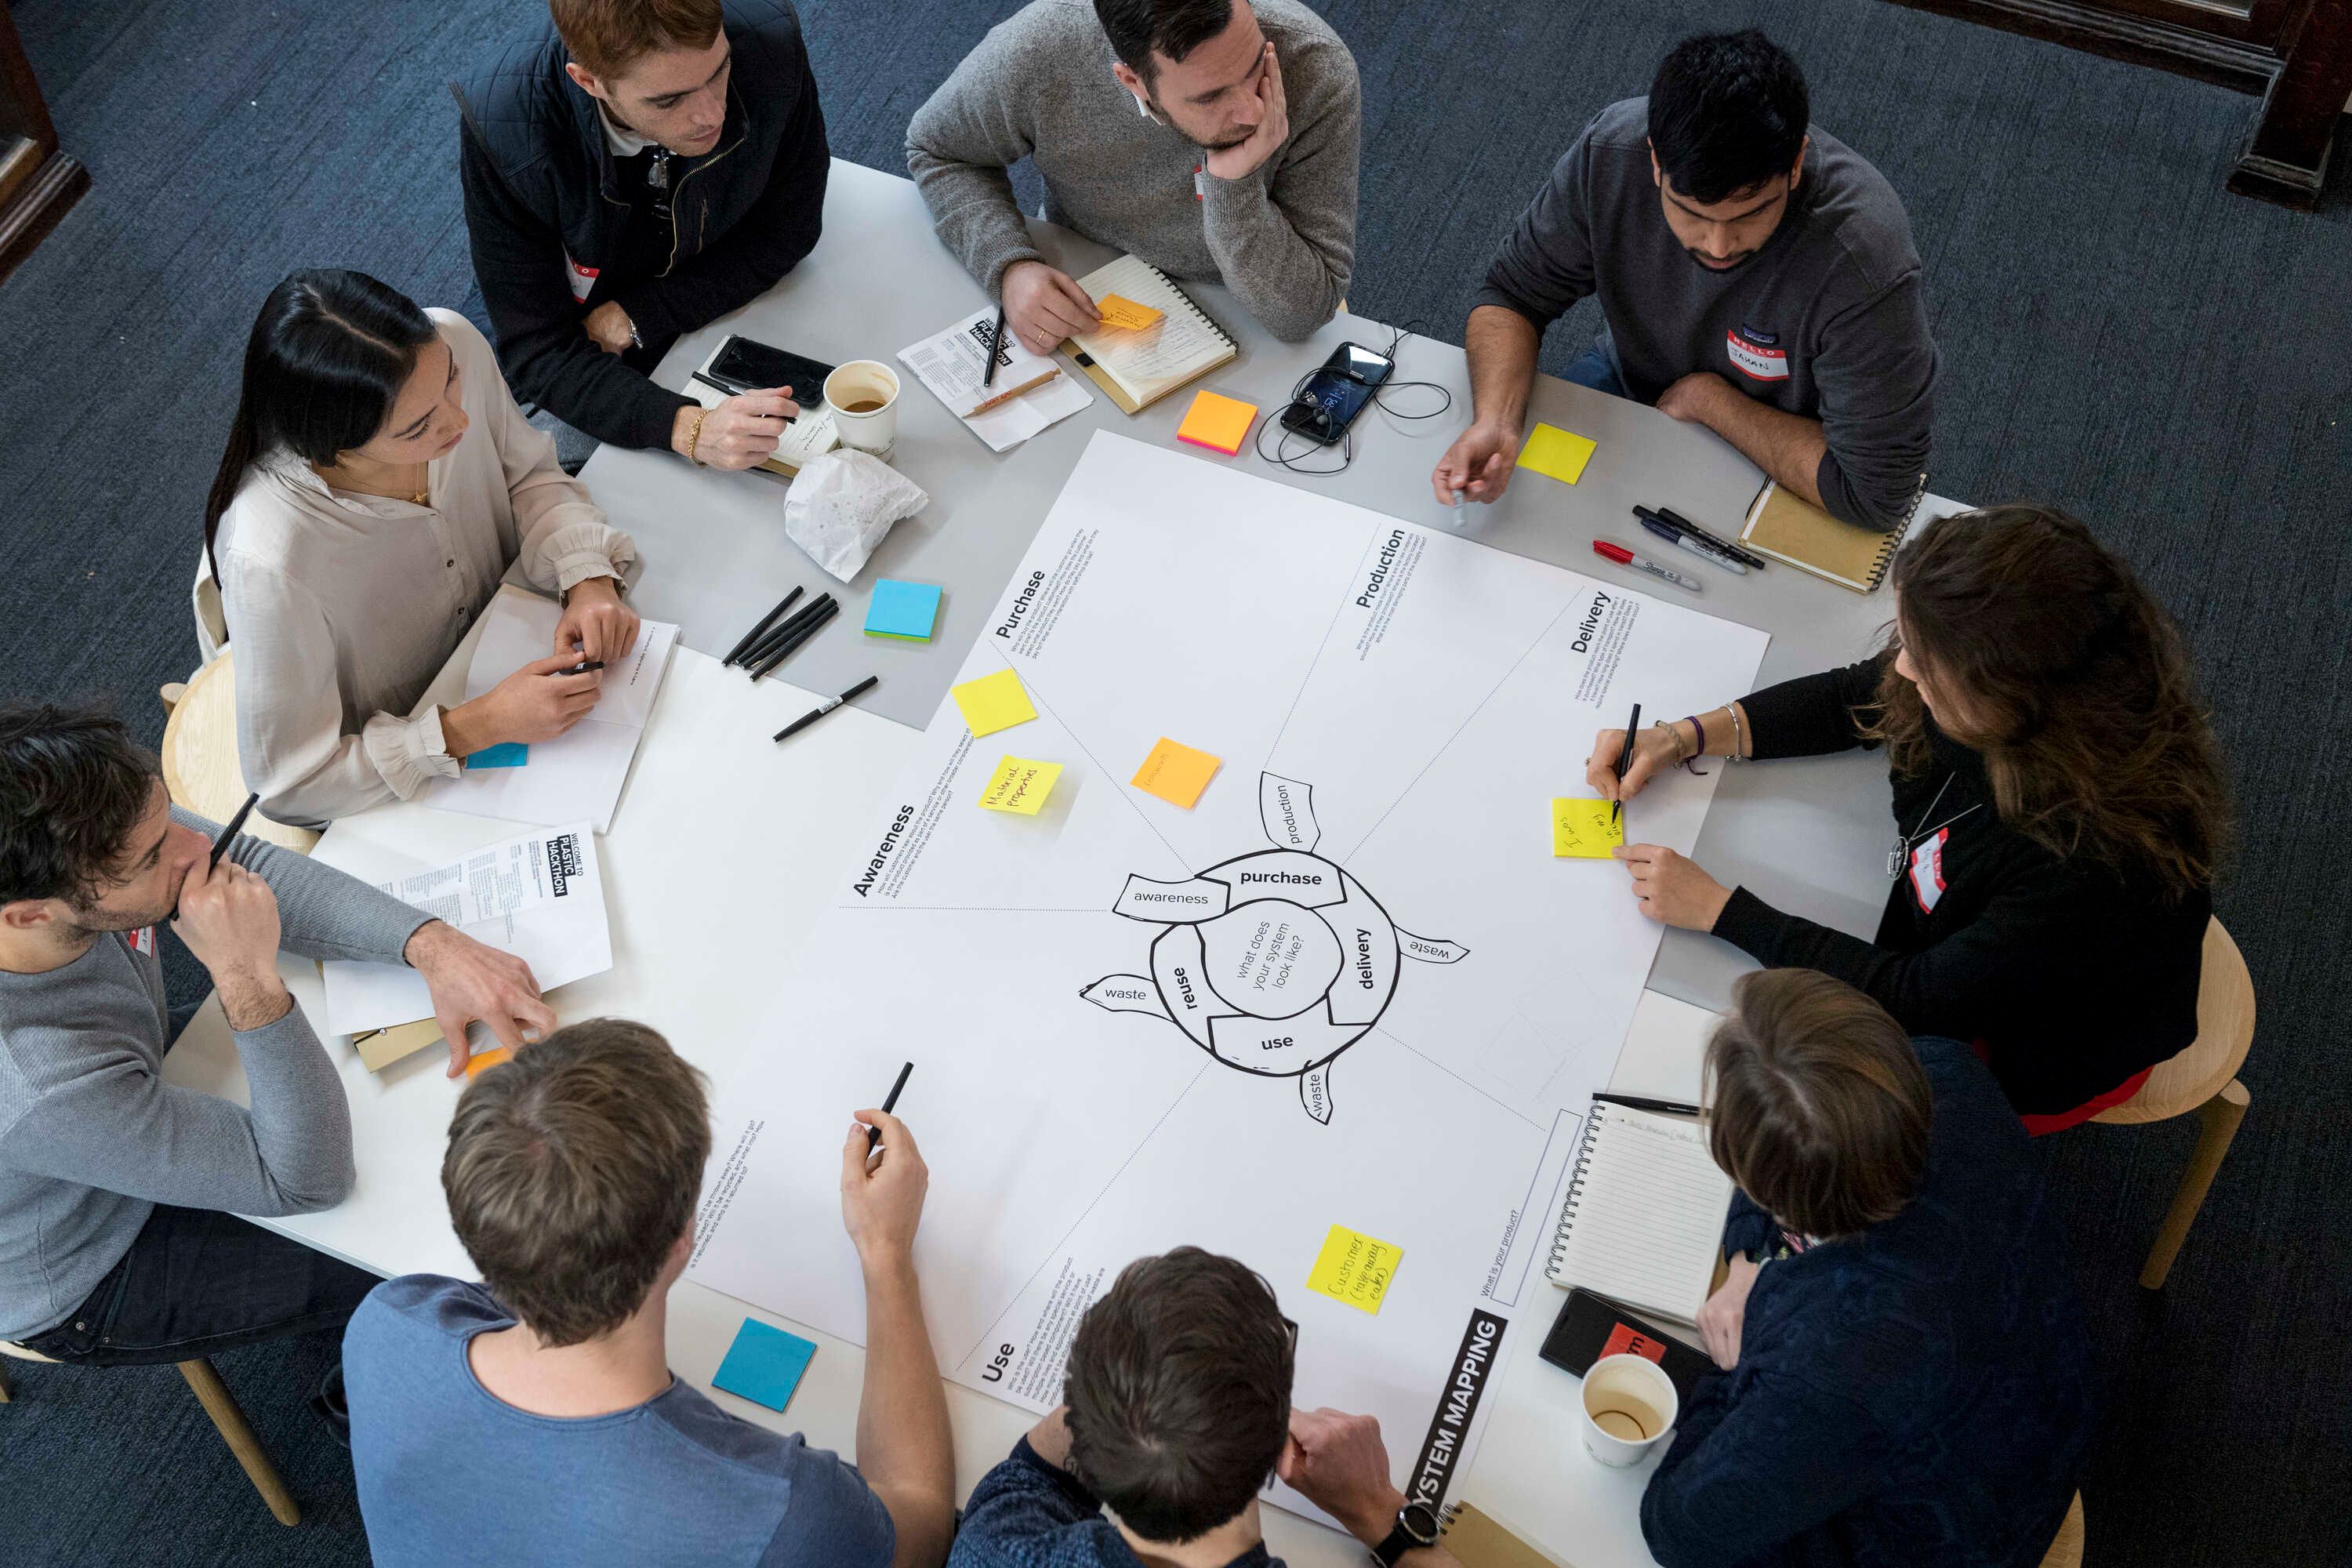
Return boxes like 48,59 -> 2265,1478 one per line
2092,916 -> 2256,1289
158,648 -> 317,854
2038,1493 -> 2085,1568
0,1339 -> 301,1525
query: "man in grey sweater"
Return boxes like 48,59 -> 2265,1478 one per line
0,706 -> 554,1362
1433,31 -> 1938,531
906,0 -> 1359,349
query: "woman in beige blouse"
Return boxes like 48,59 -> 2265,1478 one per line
204,270 -> 641,827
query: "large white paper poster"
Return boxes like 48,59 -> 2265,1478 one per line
689,433 -> 1767,1521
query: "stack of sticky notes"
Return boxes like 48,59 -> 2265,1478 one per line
1096,294 -> 1165,331
1176,390 -> 1258,456
713,1318 -> 818,1412
466,742 -> 528,769
1131,737 -> 1221,808
1519,423 -> 1599,485
1551,797 -> 1624,858
865,579 -> 942,642
978,756 -> 1063,815
951,668 -> 1036,736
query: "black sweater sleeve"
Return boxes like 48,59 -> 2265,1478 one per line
1739,656 -> 1888,760
457,121 -> 692,452
609,37 -> 830,346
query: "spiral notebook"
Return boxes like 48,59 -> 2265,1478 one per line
1062,254 -> 1237,414
1542,1101 -> 1733,1324
1737,479 -> 1922,593
1437,1501 -> 1568,1568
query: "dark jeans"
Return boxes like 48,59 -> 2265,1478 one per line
1563,334 -> 1633,400
19,1203 -> 379,1367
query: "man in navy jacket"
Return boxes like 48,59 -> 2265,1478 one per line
453,0 -> 828,470
1642,969 -> 2096,1567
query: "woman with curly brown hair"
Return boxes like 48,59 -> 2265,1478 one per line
1585,504 -> 2231,1131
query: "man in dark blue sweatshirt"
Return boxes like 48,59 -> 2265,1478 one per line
1435,30 -> 1937,530
454,0 -> 829,470
1642,968 -> 2095,1567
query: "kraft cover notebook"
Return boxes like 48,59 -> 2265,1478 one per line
1542,1101 -> 1734,1323
1738,479 -> 1922,593
1437,1501 -> 1569,1568
1061,254 -> 1237,414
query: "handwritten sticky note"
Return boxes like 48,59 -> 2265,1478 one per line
713,1318 -> 818,1412
978,756 -> 1063,815
1519,423 -> 1599,486
1131,738 -> 1221,809
466,742 -> 528,769
953,669 -> 1037,737
1096,294 -> 1165,331
865,579 -> 942,641
1176,390 -> 1258,456
1552,797 -> 1624,858
1307,1224 -> 1403,1315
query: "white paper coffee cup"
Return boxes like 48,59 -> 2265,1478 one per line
1581,1352 -> 1679,1467
824,360 -> 900,459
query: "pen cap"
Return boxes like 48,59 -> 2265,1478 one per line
1592,540 -> 1634,565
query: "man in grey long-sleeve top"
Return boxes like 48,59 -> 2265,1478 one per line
906,0 -> 1359,349
0,706 -> 555,1361
1433,31 -> 1938,531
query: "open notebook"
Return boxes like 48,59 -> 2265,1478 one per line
1062,254 -> 1237,413
1544,1101 -> 1734,1323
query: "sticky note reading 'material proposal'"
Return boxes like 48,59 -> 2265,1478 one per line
1096,294 -> 1165,331
1552,797 -> 1625,858
1131,738 -> 1221,808
952,668 -> 1036,737
713,1318 -> 818,1412
1519,423 -> 1599,485
978,757 -> 1062,815
1308,1224 -> 1403,1315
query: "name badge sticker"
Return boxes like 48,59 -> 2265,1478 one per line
1909,826 -> 1949,914
1726,328 -> 1790,382
564,252 -> 600,305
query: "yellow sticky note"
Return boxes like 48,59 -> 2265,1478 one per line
1131,737 -> 1221,809
978,756 -> 1062,815
1097,293 -> 1165,331
952,668 -> 1037,737
1519,423 -> 1599,485
1307,1224 -> 1403,1315
1552,797 -> 1624,858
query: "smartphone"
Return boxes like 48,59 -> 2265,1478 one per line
704,336 -> 837,406
1278,340 -> 1396,445
1537,1287 -> 1714,1406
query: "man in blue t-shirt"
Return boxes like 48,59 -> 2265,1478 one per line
951,1247 -> 1465,1568
1642,969 -> 2096,1567
344,1018 -> 956,1568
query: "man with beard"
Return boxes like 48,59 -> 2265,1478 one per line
1433,31 -> 1939,531
0,705 -> 551,1366
906,0 -> 1359,347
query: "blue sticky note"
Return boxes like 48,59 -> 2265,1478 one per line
713,1319 -> 817,1412
865,579 -> 942,641
466,742 -> 529,769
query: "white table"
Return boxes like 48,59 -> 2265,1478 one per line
167,158 -> 1963,1567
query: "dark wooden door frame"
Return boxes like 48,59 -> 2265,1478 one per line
1884,0 -> 2351,208
0,0 -> 89,284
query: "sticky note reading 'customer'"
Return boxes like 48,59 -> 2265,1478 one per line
978,757 -> 1062,815
713,1318 -> 817,1412
466,742 -> 529,769
1131,738 -> 1221,808
1307,1224 -> 1402,1315
1552,797 -> 1624,858
952,668 -> 1036,736
1096,294 -> 1165,331
1519,423 -> 1599,485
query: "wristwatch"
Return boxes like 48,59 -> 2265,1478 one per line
1370,1500 -> 1441,1565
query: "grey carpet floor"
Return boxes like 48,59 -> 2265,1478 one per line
3,2 -> 2348,1564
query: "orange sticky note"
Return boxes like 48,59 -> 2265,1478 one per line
1176,391 -> 1258,456
1097,294 -> 1165,331
1131,737 -> 1221,808
466,1046 -> 515,1078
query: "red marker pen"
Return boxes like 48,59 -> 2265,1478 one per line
1593,539 -> 1703,594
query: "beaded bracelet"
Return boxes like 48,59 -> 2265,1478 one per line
687,408 -> 710,466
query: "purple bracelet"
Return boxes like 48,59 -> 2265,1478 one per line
1679,714 -> 1708,775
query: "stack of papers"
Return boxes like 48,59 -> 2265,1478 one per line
321,822 -> 613,1036
899,307 -> 1094,452
430,588 -> 677,834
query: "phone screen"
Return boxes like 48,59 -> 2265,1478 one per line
1282,341 -> 1395,443
707,338 -> 837,405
